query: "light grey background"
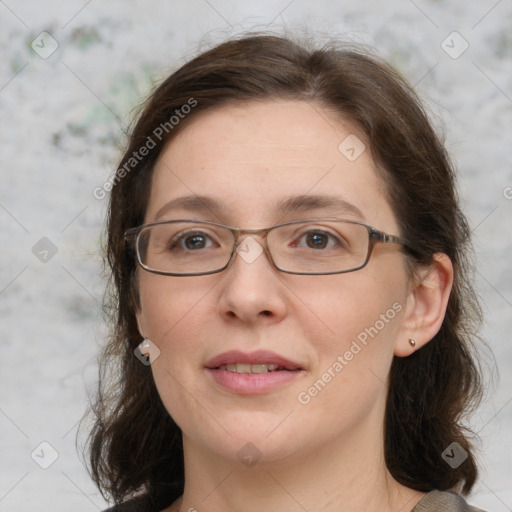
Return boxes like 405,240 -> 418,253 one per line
1,1 -> 511,510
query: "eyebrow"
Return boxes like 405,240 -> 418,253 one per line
153,193 -> 365,222
276,194 -> 365,221
153,195 -> 229,221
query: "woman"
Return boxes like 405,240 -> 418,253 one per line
87,34 -> 487,511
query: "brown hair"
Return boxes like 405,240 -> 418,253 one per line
85,34 -> 484,505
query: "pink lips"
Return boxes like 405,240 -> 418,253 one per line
204,350 -> 302,370
204,350 -> 304,394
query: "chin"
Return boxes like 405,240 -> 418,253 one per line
180,409 -> 314,465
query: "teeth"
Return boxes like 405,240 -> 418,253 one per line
237,363 -> 251,373
251,364 -> 273,374
219,363 -> 280,374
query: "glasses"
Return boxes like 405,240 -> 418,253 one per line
124,218 -> 415,276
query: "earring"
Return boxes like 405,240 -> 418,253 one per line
408,338 -> 417,347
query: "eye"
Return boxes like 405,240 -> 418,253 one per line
295,229 -> 344,250
170,230 -> 216,251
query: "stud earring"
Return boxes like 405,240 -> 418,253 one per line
408,338 -> 417,347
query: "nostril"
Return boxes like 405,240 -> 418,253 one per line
261,310 -> 272,316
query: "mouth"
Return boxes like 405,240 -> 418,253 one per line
204,350 -> 304,394
217,363 -> 293,374
204,350 -> 302,372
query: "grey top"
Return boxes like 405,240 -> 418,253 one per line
412,490 -> 486,512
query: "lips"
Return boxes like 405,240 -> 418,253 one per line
204,350 -> 304,394
204,350 -> 302,371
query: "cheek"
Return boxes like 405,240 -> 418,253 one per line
137,276 -> 213,426
137,273 -> 219,360
137,274 -> 210,342
299,270 -> 405,352
297,270 -> 407,416
292,276 -> 405,438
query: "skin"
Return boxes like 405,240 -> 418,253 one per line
135,100 -> 453,512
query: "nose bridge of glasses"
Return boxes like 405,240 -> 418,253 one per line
229,226 -> 272,269
231,225 -> 272,249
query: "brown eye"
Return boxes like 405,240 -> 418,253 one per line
305,232 -> 329,249
170,231 -> 215,251
296,229 -> 342,250
183,233 -> 208,250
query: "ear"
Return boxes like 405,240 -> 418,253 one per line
135,310 -> 145,339
134,311 -> 151,357
394,253 -> 454,357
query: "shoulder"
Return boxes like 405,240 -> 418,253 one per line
412,490 -> 487,512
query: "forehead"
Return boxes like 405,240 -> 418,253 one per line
147,100 -> 397,230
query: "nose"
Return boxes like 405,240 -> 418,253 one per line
217,235 -> 288,324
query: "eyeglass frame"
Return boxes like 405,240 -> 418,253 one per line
124,218 -> 417,277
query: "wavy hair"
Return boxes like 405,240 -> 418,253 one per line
84,34 -> 484,506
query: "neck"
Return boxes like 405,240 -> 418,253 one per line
175,414 -> 424,512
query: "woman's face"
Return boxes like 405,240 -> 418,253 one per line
136,100 -> 412,465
